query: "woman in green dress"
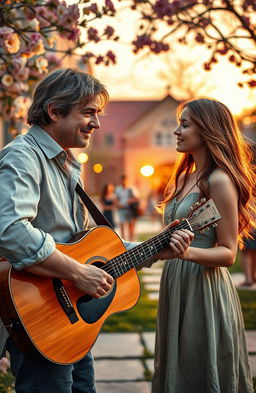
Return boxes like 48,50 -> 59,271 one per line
152,98 -> 256,393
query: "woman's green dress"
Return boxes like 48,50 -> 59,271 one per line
152,193 -> 254,393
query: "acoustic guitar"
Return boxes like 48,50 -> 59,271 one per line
0,198 -> 221,364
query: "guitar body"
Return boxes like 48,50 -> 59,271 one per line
0,226 -> 141,364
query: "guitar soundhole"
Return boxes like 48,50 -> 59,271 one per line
76,260 -> 117,324
93,261 -> 105,269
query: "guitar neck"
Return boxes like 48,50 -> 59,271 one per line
104,220 -> 192,279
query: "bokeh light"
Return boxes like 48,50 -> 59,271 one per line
93,163 -> 103,173
77,152 -> 89,164
140,165 -> 155,177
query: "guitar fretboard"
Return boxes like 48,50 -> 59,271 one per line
102,219 -> 192,278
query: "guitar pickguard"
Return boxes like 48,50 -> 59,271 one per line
76,260 -> 117,324
76,282 -> 117,324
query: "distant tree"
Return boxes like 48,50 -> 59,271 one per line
0,0 -> 255,133
127,0 -> 256,88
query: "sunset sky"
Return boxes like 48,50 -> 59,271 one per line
78,1 -> 256,116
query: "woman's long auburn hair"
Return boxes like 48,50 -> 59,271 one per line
160,97 -> 256,247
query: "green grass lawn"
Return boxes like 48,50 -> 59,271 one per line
229,250 -> 256,330
102,271 -> 158,333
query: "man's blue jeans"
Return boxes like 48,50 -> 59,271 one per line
7,338 -> 96,393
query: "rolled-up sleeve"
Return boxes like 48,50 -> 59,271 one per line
0,147 -> 56,270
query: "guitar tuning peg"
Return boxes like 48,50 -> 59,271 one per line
212,223 -> 217,228
195,202 -> 200,207
200,198 -> 206,203
200,228 -> 206,233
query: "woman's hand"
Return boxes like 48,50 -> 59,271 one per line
169,228 -> 194,259
154,220 -> 194,260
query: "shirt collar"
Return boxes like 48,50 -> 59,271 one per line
27,125 -> 64,160
27,125 -> 81,169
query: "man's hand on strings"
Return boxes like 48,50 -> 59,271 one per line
74,264 -> 114,298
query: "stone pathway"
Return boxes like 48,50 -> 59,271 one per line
93,330 -> 256,392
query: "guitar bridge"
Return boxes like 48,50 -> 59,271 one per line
52,278 -> 79,324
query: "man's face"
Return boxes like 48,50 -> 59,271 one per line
50,95 -> 101,150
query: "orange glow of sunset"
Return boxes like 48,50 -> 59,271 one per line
73,0 -> 256,117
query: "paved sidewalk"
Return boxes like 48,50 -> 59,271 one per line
93,215 -> 256,392
93,330 -> 256,392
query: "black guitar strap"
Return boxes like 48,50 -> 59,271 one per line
75,183 -> 113,228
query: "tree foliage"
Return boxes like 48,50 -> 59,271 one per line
126,0 -> 256,87
0,0 -> 255,133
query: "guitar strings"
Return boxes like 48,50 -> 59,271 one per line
101,206 -> 216,277
101,220 -> 191,277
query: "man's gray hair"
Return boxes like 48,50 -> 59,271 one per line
27,68 -> 109,126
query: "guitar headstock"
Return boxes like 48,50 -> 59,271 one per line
186,198 -> 221,231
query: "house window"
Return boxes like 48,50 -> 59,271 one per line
154,131 -> 172,146
165,133 -> 172,146
154,132 -> 163,146
104,134 -> 114,146
162,119 -> 172,128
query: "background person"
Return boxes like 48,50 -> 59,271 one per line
100,183 -> 117,228
152,98 -> 256,393
239,142 -> 256,287
115,174 -> 139,241
239,230 -> 256,287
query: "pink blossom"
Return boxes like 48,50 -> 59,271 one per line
26,18 -> 40,32
35,56 -> 48,73
105,0 -> 115,12
106,50 -> 116,64
11,96 -> 32,119
2,74 -> 14,87
12,57 -> 27,72
65,27 -> 80,41
5,33 -> 21,54
8,81 -> 28,95
58,3 -> 80,41
29,33 -> 41,46
32,39 -> 45,56
35,6 -> 57,27
87,27 -> 100,43
67,4 -> 80,20
89,3 -> 99,14
45,54 -> 62,67
0,27 -> 14,36
15,67 -> 30,82
104,26 -> 115,39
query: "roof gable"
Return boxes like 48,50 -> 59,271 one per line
101,100 -> 157,134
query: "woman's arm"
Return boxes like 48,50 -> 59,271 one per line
180,169 -> 239,267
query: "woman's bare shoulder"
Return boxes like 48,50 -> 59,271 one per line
208,168 -> 238,203
208,168 -> 233,188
